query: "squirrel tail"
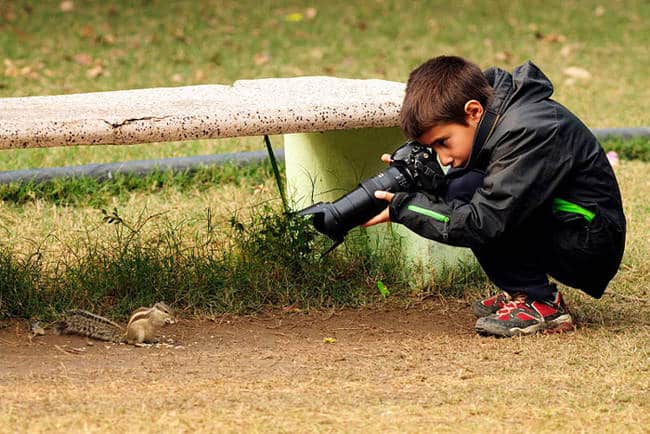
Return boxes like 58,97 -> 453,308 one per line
57,310 -> 125,343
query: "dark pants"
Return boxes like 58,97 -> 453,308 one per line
445,170 -> 624,300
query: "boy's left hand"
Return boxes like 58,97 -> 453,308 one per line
362,191 -> 394,227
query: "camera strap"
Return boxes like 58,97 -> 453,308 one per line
472,108 -> 499,158
449,108 -> 500,178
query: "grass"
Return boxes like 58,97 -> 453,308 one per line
0,158 -> 647,324
0,0 -> 648,320
1,320 -> 648,433
0,3 -> 648,431
0,137 -> 648,208
0,136 -> 279,172
1,0 -> 648,168
0,199 -> 474,320
603,137 -> 650,162
0,190 -> 491,320
0,160 -> 277,206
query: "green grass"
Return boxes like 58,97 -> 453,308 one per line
0,4 -> 647,432
603,137 -> 650,162
0,137 -> 273,171
0,156 -> 647,322
0,160 -> 278,206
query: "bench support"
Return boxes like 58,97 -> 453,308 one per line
283,127 -> 471,273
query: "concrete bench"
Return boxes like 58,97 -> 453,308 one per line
0,77 -> 466,265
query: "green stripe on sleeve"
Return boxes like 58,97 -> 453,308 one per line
407,205 -> 450,223
553,198 -> 595,222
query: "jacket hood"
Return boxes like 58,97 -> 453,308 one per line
462,61 -> 555,169
484,61 -> 555,115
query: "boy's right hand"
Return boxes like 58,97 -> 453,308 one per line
362,190 -> 394,227
360,155 -> 395,228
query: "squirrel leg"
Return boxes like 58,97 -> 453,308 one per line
127,326 -> 146,345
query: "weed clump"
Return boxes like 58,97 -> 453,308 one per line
0,247 -> 44,318
0,205 -> 415,320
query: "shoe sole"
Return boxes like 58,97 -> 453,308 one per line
475,314 -> 574,337
543,314 -> 576,334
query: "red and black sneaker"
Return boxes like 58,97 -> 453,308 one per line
472,291 -> 511,318
475,291 -> 574,337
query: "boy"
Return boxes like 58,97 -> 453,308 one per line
365,56 -> 626,337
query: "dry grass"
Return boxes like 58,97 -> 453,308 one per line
0,177 -> 279,263
1,2 -> 648,430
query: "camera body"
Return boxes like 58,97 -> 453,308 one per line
298,141 -> 445,251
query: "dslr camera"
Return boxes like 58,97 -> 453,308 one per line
298,141 -> 446,253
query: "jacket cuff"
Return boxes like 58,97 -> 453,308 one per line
389,192 -> 411,222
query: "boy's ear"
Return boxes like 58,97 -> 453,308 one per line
464,100 -> 484,125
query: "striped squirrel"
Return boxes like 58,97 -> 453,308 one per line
56,302 -> 176,345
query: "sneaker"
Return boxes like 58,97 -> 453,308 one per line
472,291 -> 511,318
475,291 -> 574,337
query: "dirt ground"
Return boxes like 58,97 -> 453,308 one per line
1,299 -> 648,433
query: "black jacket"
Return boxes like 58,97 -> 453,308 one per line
390,61 -> 625,256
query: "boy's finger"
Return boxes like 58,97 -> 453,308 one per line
380,154 -> 392,164
374,190 -> 395,202
362,207 -> 389,227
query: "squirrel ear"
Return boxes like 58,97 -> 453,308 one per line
154,302 -> 171,312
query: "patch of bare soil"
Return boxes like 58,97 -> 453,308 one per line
1,300 -> 648,433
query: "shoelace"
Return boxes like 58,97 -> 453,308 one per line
483,291 -> 510,307
496,293 -> 527,316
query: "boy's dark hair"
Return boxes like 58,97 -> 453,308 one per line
400,56 -> 494,139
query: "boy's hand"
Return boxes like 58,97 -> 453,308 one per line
362,154 -> 395,227
362,190 -> 395,227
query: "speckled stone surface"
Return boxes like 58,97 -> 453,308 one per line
0,77 -> 405,149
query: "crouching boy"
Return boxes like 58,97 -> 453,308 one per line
365,56 -> 626,337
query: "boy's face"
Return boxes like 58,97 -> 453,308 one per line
416,122 -> 477,169
415,100 -> 483,169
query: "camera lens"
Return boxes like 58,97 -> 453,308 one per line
298,165 -> 410,242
